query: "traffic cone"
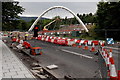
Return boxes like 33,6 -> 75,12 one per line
105,50 -> 108,62
107,53 -> 110,67
90,43 -> 95,52
109,59 -> 117,80
102,46 -> 105,52
102,49 -> 106,58
101,47 -> 105,55
83,42 -> 88,50
110,48 -> 113,52
78,42 -> 82,48
106,53 -> 111,77
72,44 -> 76,47
109,49 -> 113,58
101,42 -> 105,47
109,49 -> 117,80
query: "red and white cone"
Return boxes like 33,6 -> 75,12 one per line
102,46 -> 105,52
78,42 -> 82,48
103,49 -> 106,59
90,43 -> 95,52
107,53 -> 110,67
106,53 -> 110,76
109,58 -> 117,80
72,44 -> 76,47
101,42 -> 105,47
109,49 -> 117,80
105,50 -> 108,63
83,42 -> 88,50
101,46 -> 105,55
109,49 -> 113,58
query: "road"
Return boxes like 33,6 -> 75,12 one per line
3,36 -> 119,78
26,39 -> 101,78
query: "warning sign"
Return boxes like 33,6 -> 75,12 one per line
106,38 -> 114,44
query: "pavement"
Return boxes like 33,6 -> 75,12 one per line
0,40 -> 2,80
1,39 -> 35,79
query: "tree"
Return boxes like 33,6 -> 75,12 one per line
2,2 -> 25,31
20,20 -> 28,31
96,2 -> 120,40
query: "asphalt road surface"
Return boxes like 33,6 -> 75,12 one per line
26,39 -> 101,78
3,36 -> 119,78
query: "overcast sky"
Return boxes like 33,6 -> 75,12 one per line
18,1 -> 100,18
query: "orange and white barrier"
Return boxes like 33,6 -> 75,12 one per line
35,35 -> 106,47
68,39 -> 76,46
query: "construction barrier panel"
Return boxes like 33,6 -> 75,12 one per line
98,46 -> 118,80
98,49 -> 108,78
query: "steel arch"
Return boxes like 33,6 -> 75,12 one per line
28,6 -> 89,32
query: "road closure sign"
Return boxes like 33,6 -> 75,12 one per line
106,38 -> 114,44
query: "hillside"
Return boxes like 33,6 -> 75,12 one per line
19,16 -> 49,22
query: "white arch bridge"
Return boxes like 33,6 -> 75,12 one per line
28,6 -> 89,32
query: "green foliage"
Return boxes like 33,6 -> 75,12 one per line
96,2 -> 120,40
77,13 -> 97,24
2,2 -> 25,31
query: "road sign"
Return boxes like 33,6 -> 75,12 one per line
106,38 -> 114,44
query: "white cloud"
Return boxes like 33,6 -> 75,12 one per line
19,2 -> 98,18
16,0 -> 101,2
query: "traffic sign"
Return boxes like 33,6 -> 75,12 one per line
106,38 -> 114,44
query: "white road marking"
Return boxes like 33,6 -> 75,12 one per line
104,46 -> 119,50
61,49 -> 93,59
